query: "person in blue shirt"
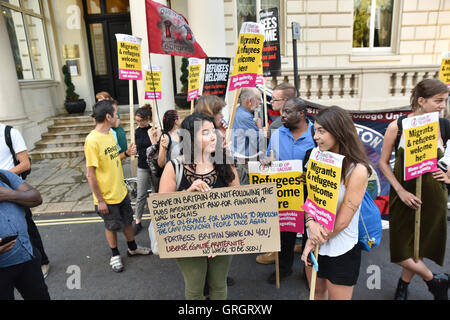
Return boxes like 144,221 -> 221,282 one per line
230,87 -> 267,185
258,97 -> 316,284
0,169 -> 50,300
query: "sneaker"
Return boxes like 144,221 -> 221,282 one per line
133,222 -> 143,236
256,252 -> 276,265
110,256 -> 124,273
41,264 -> 50,279
127,245 -> 152,257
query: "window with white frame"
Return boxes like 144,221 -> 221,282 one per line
237,0 -> 280,34
353,0 -> 394,53
1,0 -> 52,80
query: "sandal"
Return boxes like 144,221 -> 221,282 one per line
110,255 -> 124,273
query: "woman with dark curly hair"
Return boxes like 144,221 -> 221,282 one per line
159,113 -> 239,300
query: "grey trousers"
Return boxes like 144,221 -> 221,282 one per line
135,167 -> 152,221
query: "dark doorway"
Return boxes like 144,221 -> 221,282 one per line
83,0 -> 138,105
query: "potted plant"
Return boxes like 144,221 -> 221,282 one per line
174,57 -> 190,109
62,65 -> 86,114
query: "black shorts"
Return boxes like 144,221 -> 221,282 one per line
317,243 -> 362,286
95,194 -> 134,232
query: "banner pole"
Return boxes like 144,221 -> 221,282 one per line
263,78 -> 268,131
414,175 -> 422,263
309,244 -> 319,300
226,88 -> 241,142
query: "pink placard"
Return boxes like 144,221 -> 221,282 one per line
404,158 -> 437,181
145,92 -> 161,100
302,199 -> 336,233
187,89 -> 199,102
279,210 -> 304,233
119,69 -> 142,81
229,73 -> 258,91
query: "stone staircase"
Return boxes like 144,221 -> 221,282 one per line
29,108 -> 191,160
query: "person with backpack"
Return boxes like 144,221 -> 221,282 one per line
0,122 -> 50,279
158,113 -> 239,300
379,78 -> 450,300
0,169 -> 50,300
258,97 -> 316,284
146,110 -> 181,192
301,106 -> 372,300
133,104 -> 160,235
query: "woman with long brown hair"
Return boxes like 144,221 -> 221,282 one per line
379,78 -> 449,300
302,106 -> 372,300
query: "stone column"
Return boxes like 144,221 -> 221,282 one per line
187,0 -> 226,57
130,0 -> 175,126
0,14 -> 27,122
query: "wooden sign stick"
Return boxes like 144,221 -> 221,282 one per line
268,150 -> 280,289
190,99 -> 194,115
413,175 -> 422,263
226,88 -> 241,143
309,244 -> 319,300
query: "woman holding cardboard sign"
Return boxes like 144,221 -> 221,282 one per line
159,113 -> 239,300
301,106 -> 372,300
379,79 -> 449,300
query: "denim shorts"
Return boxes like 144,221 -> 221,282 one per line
95,194 -> 134,232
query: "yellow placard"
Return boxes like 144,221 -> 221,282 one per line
229,22 -> 265,91
249,160 -> 304,233
302,148 -> 344,232
116,34 -> 142,80
439,58 -> 450,86
402,112 -> 439,181
144,66 -> 161,100
187,61 -> 202,101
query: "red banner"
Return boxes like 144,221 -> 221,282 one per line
145,0 -> 207,59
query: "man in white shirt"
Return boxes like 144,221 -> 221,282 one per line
0,123 -> 50,278
0,123 -> 31,175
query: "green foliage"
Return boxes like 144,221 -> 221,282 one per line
179,57 -> 189,94
62,65 -> 80,101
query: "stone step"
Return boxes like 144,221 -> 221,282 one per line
47,122 -> 131,134
30,146 -> 85,160
31,108 -> 189,160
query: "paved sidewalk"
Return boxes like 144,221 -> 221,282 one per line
28,157 -> 134,216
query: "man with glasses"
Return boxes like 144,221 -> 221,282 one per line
268,83 -> 297,138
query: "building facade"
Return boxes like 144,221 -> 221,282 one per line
0,0 -> 449,149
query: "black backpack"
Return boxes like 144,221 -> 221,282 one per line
4,125 -> 31,180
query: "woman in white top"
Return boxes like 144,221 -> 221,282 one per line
301,106 -> 371,300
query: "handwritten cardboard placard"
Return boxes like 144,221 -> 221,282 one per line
402,112 -> 438,181
116,34 -> 142,80
148,184 -> 280,258
187,58 -> 202,101
229,22 -> 265,91
302,148 -> 344,232
248,160 -> 304,233
144,65 -> 162,100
